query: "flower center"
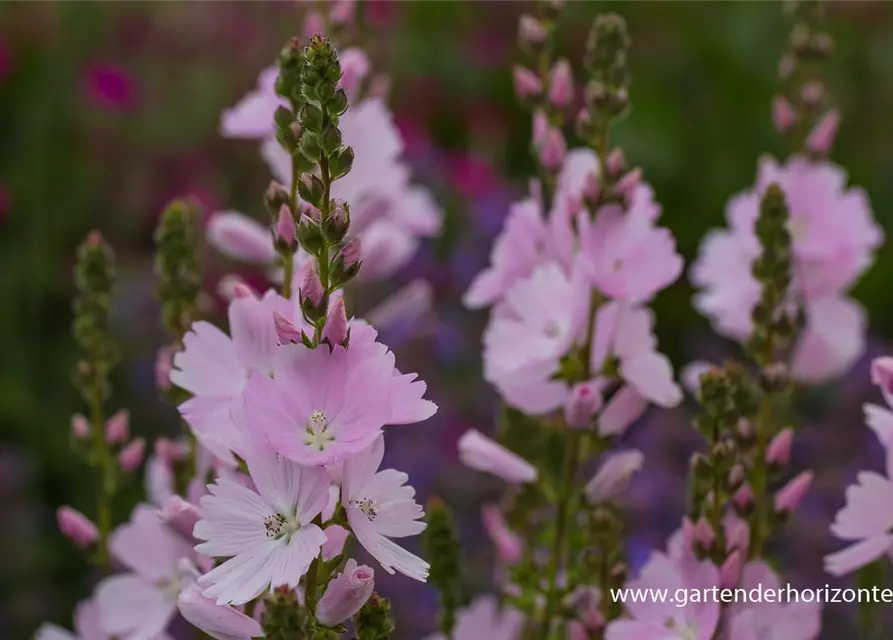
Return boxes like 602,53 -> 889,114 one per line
264,512 -> 301,540
304,410 -> 335,451
353,497 -> 378,521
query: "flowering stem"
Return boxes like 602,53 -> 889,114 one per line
90,385 -> 112,575
283,157 -> 300,300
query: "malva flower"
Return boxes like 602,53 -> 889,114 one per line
315,559 -> 375,626
424,596 -> 524,640
96,505 -> 197,639
824,443 -> 893,577
194,437 -> 330,605
457,429 -> 538,484
341,436 -> 430,581
177,584 -> 262,640
36,598 -> 169,640
171,290 -> 295,461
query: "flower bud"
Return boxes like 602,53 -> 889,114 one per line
599,385 -> 647,436
772,96 -> 796,133
548,59 -> 574,108
154,344 -> 177,391
57,506 -> 98,547
71,413 -> 90,439
518,14 -> 547,47
606,148 -> 625,178
325,200 -> 350,243
800,81 -> 825,106
724,515 -> 750,553
274,205 -> 296,251
766,427 -> 794,467
584,449 -> 643,503
105,409 -> 130,444
806,109 -> 840,156
338,48 -> 370,100
481,504 -> 522,564
154,436 -> 188,464
693,516 -> 715,549
457,429 -> 537,484
118,437 -> 146,472
535,125 -> 566,171
733,484 -> 754,512
565,381 -> 604,429
720,550 -> 743,588
316,559 -> 375,627
322,295 -> 349,347
775,470 -> 813,514
513,65 -> 542,99
273,311 -> 302,345
300,265 -> 325,308
322,524 -> 349,561
340,237 -> 361,268
264,180 -> 290,214
615,167 -> 642,200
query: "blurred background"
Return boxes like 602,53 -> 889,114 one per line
2,1 -> 893,638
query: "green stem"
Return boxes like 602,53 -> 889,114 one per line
282,156 -> 301,300
539,433 -> 580,640
90,384 -> 112,575
312,151 -> 332,345
750,395 -> 773,559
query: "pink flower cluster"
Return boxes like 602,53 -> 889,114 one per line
466,148 -> 683,424
691,155 -> 883,383
211,50 -> 441,283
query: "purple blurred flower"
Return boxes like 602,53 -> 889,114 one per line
83,63 -> 138,111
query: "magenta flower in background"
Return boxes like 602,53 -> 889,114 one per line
83,63 -> 138,111
35,599 -> 126,640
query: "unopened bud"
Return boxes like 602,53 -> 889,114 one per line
275,205 -> 296,251
615,167 -> 642,200
775,470 -> 813,514
606,149 -> 625,177
71,414 -> 90,439
806,109 -> 840,156
772,96 -> 796,133
118,437 -> 146,472
57,506 -> 98,548
766,427 -> 794,467
565,381 -> 604,429
274,311 -> 303,345
518,14 -> 547,47
733,484 -> 755,512
325,200 -> 350,243
694,516 -> 715,549
548,59 -> 574,109
265,180 -> 290,214
720,550 -> 743,588
300,265 -> 325,308
340,237 -> 361,268
513,65 -> 542,99
481,504 -> 522,564
105,409 -> 130,444
322,296 -> 349,347
585,449 -> 643,503
535,125 -> 566,172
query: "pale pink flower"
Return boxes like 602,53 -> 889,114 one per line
805,109 -> 840,156
518,14 -> 547,46
483,262 -> 588,414
681,361 -> 715,397
71,413 -> 90,439
458,429 -> 537,484
219,67 -> 279,139
177,583 -> 262,640
548,58 -> 574,108
577,200 -> 683,304
172,291 -> 294,461
774,470 -> 813,514
692,156 -> 882,383
824,445 -> 893,576
771,96 -> 796,133
535,125 -> 566,171
322,524 -> 350,561
605,551 -> 720,640
194,438 -> 330,604
584,450 -> 644,503
206,211 -> 277,264
726,561 -> 821,640
97,504 -> 197,639
512,65 -> 542,98
424,596 -> 524,640
104,409 -> 129,444
241,336 -> 411,465
36,598 -> 166,640
338,48 -> 371,101
481,504 -> 523,564
590,301 -> 682,408
315,559 -> 375,626
341,437 -> 429,581
565,381 -> 604,429
57,506 -> 98,548
118,437 -> 146,471
159,496 -> 203,545
598,385 -> 648,436
766,428 -> 794,466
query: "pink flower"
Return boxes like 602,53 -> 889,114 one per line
482,262 -> 588,414
83,63 -> 138,111
565,381 -> 604,429
424,596 -> 524,640
518,14 -> 547,47
159,496 -> 203,545
274,205 -> 296,250
97,505 -> 197,639
57,507 -> 98,548
177,583 -> 262,640
590,301 -> 682,408
824,445 -> 893,576
316,559 -> 375,626
512,65 -> 542,99
206,211 -> 277,264
118,437 -> 146,471
104,409 -> 129,443
584,449 -> 644,503
605,551 -> 720,640
766,427 -> 794,466
598,385 -> 648,436
172,291 -> 293,461
36,598 -> 146,640
481,504 -> 523,564
774,470 -> 813,514
338,48 -> 371,102
548,59 -> 574,108
219,67 -> 280,139
726,561 -> 821,640
322,525 -> 350,561
577,200 -> 683,304
692,156 -> 882,383
457,429 -> 537,484
806,109 -> 840,156
71,414 -> 90,439
342,437 -> 429,581
772,96 -> 796,133
194,437 -> 330,604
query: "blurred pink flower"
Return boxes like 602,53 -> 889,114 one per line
425,596 -> 524,640
83,63 -> 138,111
